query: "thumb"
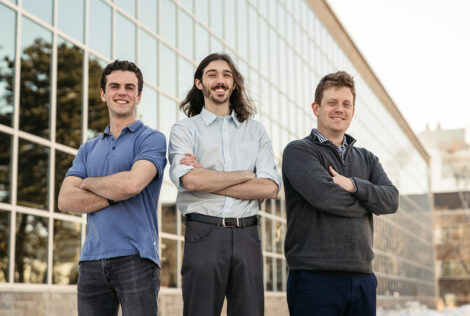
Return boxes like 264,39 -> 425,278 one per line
329,165 -> 338,176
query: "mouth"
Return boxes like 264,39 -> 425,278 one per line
114,99 -> 129,104
331,117 -> 344,121
212,84 -> 228,94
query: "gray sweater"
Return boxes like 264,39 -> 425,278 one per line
282,131 -> 399,273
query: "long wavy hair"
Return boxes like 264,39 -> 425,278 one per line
179,53 -> 256,122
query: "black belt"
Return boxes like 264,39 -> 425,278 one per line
185,214 -> 258,228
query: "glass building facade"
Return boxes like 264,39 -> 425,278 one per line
0,0 -> 435,313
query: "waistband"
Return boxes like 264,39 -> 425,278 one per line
185,213 -> 258,228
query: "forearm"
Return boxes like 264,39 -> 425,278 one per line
352,177 -> 399,215
215,178 -> 279,200
58,180 -> 109,213
80,172 -> 136,201
181,168 -> 255,192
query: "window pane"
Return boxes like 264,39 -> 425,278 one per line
264,217 -> 273,252
159,94 -> 177,137
138,86 -> 157,129
224,0 -> 235,49
162,204 -> 177,234
180,0 -> 193,12
159,44 -> 176,96
275,221 -> 282,254
195,24 -> 209,63
236,0 -> 247,59
55,150 -> 78,215
248,6 -> 258,69
139,30 -> 157,86
20,17 -> 52,139
161,238 -> 177,288
276,258 -> 283,291
15,214 -> 48,283
178,10 -> 193,59
210,0 -> 222,36
179,57 -> 194,100
56,38 -> 83,148
58,0 -> 84,43
115,0 -> 136,17
17,139 -> 49,210
265,256 -> 273,291
89,0 -> 111,58
160,0 -> 176,47
87,55 -> 108,139
0,211 -> 9,282
23,0 -> 53,25
195,0 -> 208,25
140,0 -> 157,32
0,132 -> 12,204
116,13 -> 136,61
53,220 -> 81,284
0,4 -> 16,127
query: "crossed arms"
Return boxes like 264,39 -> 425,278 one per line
58,160 -> 157,213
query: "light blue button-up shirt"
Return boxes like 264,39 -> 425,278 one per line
169,108 -> 281,218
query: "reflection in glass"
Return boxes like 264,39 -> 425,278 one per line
0,211 -> 9,282
23,0 -> 53,25
88,55 -> 107,139
19,17 -> 52,139
89,0 -> 111,58
248,7 -> 258,69
264,217 -> 273,252
0,132 -> 12,203
115,0 -> 135,17
224,0 -> 236,49
17,138 -> 49,210
275,221 -> 282,254
58,0 -> 84,43
161,238 -> 177,288
138,86 -> 157,129
0,4 -> 16,127
179,57 -> 194,100
139,30 -> 157,86
53,220 -> 80,284
15,213 -> 48,283
276,258 -> 283,291
55,150 -> 78,215
140,0 -> 157,32
179,10 -> 194,59
116,13 -> 136,61
160,0 -> 176,47
195,24 -> 209,63
179,0 -> 193,12
56,38 -> 83,148
159,44 -> 176,96
162,204 -> 177,234
159,95 -> 177,139
265,256 -> 273,291
237,0 -> 247,59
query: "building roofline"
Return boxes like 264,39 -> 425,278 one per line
307,0 -> 430,163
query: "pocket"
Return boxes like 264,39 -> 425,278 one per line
246,225 -> 261,243
184,221 -> 217,245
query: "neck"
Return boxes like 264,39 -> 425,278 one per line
204,100 -> 231,116
109,115 -> 136,138
317,128 -> 344,146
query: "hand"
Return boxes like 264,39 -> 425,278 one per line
180,153 -> 202,168
329,166 -> 355,193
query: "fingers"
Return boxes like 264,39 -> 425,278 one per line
329,165 -> 338,176
180,153 -> 201,168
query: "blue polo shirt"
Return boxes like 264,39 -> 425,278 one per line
66,120 -> 167,266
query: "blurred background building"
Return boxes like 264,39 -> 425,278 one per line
0,0 -> 435,314
420,126 -> 470,307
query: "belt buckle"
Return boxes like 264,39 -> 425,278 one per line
222,217 -> 239,228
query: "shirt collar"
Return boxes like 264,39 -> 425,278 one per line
313,129 -> 348,147
201,107 -> 240,128
103,120 -> 143,137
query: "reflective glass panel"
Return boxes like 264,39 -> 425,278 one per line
195,0 -> 208,25
23,0 -> 53,25
137,86 -> 157,129
275,221 -> 282,254
179,57 -> 194,100
236,0 -> 247,59
159,94 -> 177,138
58,0 -> 84,43
159,44 -> 176,97
195,24 -> 209,63
116,13 -> 136,61
89,0 -> 111,58
140,0 -> 157,32
265,256 -> 273,291
20,17 -> 52,139
17,138 -> 49,210
0,132 -> 12,203
0,211 -> 9,282
162,204 -> 177,234
178,10 -> 193,59
138,29 -> 157,86
180,0 -> 193,12
248,6 -> 258,69
264,217 -> 273,252
115,0 -> 136,17
210,0 -> 222,36
224,0 -> 235,49
15,214 -> 48,283
56,38 -> 83,148
160,0 -> 176,47
55,150 -> 78,215
53,219 -> 81,284
0,4 -> 16,127
161,238 -> 177,288
87,55 -> 108,139
276,258 -> 283,291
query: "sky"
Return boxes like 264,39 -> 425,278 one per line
326,0 -> 470,142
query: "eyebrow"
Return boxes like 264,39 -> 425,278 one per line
205,69 -> 232,74
108,82 -> 137,87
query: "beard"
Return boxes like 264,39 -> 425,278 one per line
201,83 -> 234,104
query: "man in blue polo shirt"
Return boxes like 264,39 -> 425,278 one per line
58,60 -> 166,316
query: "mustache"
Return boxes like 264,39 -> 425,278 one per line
212,83 -> 228,90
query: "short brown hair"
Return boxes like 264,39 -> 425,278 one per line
314,71 -> 355,105
101,60 -> 144,95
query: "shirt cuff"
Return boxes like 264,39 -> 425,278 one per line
170,164 -> 194,191
256,169 -> 282,192
350,177 -> 358,193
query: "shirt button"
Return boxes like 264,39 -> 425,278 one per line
112,147 -> 115,150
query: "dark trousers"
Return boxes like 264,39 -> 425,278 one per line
182,221 -> 264,316
287,270 -> 377,316
77,254 -> 160,316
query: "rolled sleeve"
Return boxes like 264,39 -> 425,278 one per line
65,143 -> 88,179
168,122 -> 195,191
134,131 -> 167,179
255,123 -> 281,192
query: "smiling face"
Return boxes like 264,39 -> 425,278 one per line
195,59 -> 236,110
100,70 -> 141,119
312,85 -> 355,143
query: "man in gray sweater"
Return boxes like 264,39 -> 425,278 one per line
282,71 -> 399,316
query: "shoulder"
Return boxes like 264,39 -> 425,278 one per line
136,124 -> 167,147
284,137 -> 316,153
350,145 -> 378,162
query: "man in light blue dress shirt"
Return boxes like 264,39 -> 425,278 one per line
169,53 -> 281,316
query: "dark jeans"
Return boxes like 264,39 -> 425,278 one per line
182,221 -> 264,316
287,270 -> 377,316
77,254 -> 160,316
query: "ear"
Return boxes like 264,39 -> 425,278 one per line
100,88 -> 106,102
136,92 -> 142,105
312,102 -> 320,117
195,79 -> 203,91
